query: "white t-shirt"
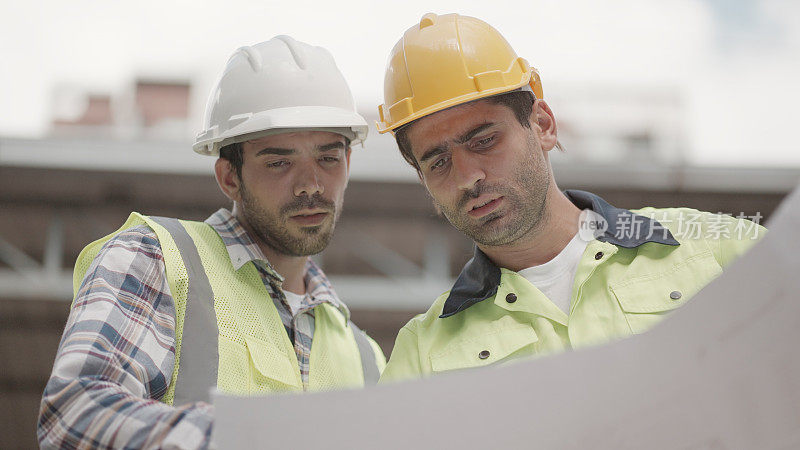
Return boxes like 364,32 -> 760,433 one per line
282,289 -> 306,316
516,232 -> 589,315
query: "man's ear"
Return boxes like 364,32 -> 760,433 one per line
215,158 -> 242,202
530,99 -> 558,152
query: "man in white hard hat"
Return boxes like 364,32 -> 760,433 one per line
38,36 -> 385,449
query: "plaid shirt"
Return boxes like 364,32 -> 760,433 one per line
38,209 -> 349,449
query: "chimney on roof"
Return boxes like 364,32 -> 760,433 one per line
134,79 -> 191,127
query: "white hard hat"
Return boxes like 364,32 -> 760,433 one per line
193,35 -> 368,156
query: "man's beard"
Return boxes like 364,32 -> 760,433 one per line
239,184 -> 339,257
435,147 -> 550,247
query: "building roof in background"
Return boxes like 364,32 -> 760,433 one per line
2,135 -> 798,192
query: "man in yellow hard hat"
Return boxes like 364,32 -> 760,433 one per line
38,36 -> 385,449
377,13 -> 765,381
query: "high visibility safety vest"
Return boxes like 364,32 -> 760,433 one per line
74,213 -> 382,406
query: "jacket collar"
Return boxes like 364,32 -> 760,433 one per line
563,190 -> 679,248
439,189 -> 679,318
205,208 -> 283,278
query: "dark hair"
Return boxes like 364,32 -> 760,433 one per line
219,142 -> 244,180
395,90 -> 535,172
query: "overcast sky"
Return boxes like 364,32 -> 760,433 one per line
2,0 -> 798,166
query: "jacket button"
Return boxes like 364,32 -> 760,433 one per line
478,350 -> 490,360
505,293 -> 517,303
670,290 -> 682,300
594,251 -> 603,260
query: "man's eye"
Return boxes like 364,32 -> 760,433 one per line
320,156 -> 340,163
430,156 -> 449,171
474,135 -> 495,148
267,160 -> 288,168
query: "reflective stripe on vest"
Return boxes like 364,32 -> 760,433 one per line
349,322 -> 380,385
150,217 -> 219,404
151,217 -> 379,404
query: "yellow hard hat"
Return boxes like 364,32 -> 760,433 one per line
377,13 -> 544,134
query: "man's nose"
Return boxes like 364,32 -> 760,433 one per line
451,149 -> 486,191
294,164 -> 324,197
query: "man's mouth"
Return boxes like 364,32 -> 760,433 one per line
290,210 -> 329,226
467,196 -> 503,218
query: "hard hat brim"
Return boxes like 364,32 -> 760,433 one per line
194,106 -> 369,156
376,76 -> 532,135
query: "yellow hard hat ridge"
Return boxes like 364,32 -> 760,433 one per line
377,13 -> 544,134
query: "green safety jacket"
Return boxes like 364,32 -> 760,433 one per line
74,213 -> 385,405
381,190 -> 765,381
